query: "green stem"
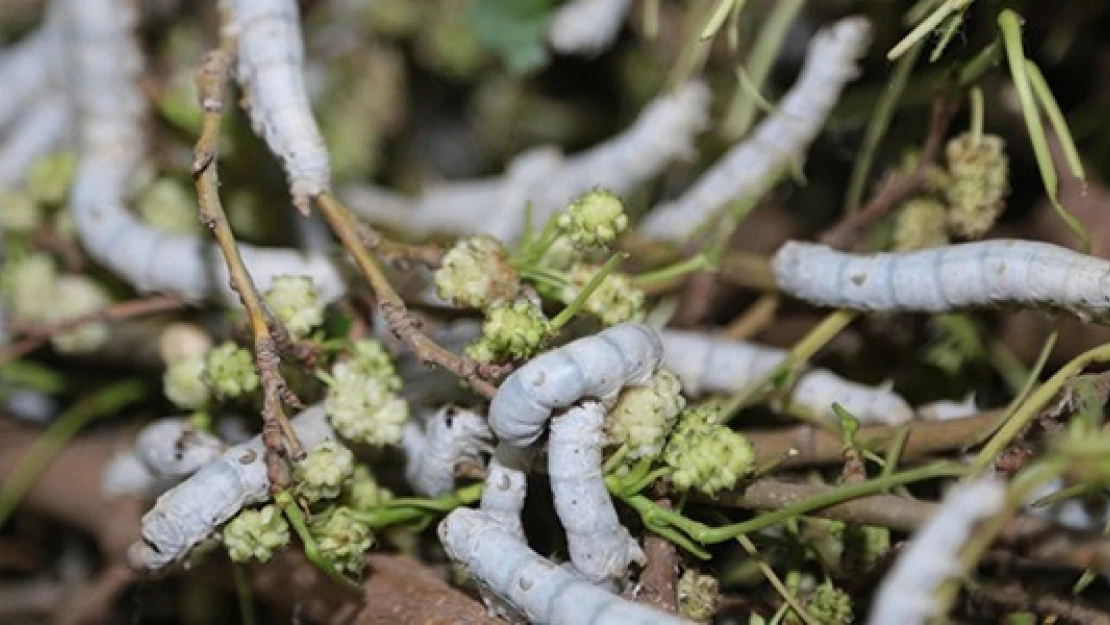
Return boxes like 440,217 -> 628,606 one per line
0,380 -> 146,529
276,491 -> 362,593
633,254 -> 712,289
232,563 -> 256,625
969,86 -> 984,146
353,484 -> 482,529
720,309 -> 858,421
550,253 -> 628,330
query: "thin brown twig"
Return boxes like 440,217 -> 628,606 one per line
192,35 -> 302,488
634,494 -> 680,613
315,192 -> 498,399
30,228 -> 85,273
0,294 -> 185,364
820,98 -> 957,251
354,221 -> 445,269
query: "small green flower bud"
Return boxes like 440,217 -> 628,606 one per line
0,252 -> 57,322
415,0 -> 488,80
539,235 -> 580,272
464,338 -> 497,364
345,339 -> 402,390
47,276 -> 111,354
434,235 -> 519,309
557,190 -> 628,248
562,264 -> 645,326
325,365 -> 409,446
204,342 -> 260,399
264,275 -> 325,341
294,440 -> 356,503
664,406 -> 755,496
164,354 -> 211,410
137,178 -> 202,235
310,506 -> 374,574
944,133 -> 1009,239
677,568 -> 720,623
345,465 -> 394,510
0,191 -> 41,234
480,299 -> 550,360
26,150 -> 76,207
842,524 -> 890,574
892,197 -> 948,252
608,368 -> 686,460
804,582 -> 853,625
222,504 -> 291,563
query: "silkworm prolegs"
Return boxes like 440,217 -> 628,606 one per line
773,239 -> 1110,322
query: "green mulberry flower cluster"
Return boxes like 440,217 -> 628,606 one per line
204,342 -> 260,399
47,276 -> 111,354
345,465 -> 394,510
137,178 -> 202,235
677,568 -> 720,622
561,263 -> 644,326
0,252 -> 58,322
325,362 -> 409,446
663,406 -> 755,496
802,582 -> 853,625
294,440 -> 356,503
163,354 -> 211,410
433,234 -> 519,310
557,190 -> 628,249
264,275 -> 325,340
222,504 -> 291,563
345,339 -> 402,390
310,506 -> 374,574
892,197 -> 948,252
607,369 -> 686,460
943,133 -> 1009,239
467,298 -> 550,362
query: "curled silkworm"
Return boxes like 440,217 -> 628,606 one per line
773,239 -> 1110,323
129,404 -> 336,570
0,17 -> 61,131
547,0 -> 633,56
339,81 -> 710,242
403,405 -> 493,497
868,477 -> 1006,625
134,418 -> 225,480
0,94 -> 69,191
226,0 -> 330,209
490,322 -> 664,447
439,507 -> 692,625
61,0 -> 344,304
548,401 -> 644,584
660,330 -> 914,425
103,451 -> 165,499
638,17 -> 872,241
480,443 -> 534,540
918,395 -> 978,421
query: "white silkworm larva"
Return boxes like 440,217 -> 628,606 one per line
404,405 -> 493,497
61,0 -> 345,304
226,0 -> 330,210
0,20 -> 60,130
548,401 -> 644,584
128,404 -> 336,570
547,0 -> 634,57
867,477 -> 1006,625
339,81 -> 710,243
490,322 -> 664,447
480,443 -> 534,540
917,395 -> 978,422
134,418 -> 226,480
0,95 -> 69,191
638,17 -> 872,241
439,507 -> 693,625
659,330 -> 914,425
773,239 -> 1110,323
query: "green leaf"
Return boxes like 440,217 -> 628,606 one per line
469,0 -> 557,75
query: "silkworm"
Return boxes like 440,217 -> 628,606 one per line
660,330 -> 914,425
129,404 -> 336,570
548,401 -> 644,584
490,322 -> 664,447
439,507 -> 693,625
918,395 -> 978,421
0,95 -> 68,191
0,17 -> 61,131
103,419 -> 224,499
403,405 -> 493,497
480,443 -> 534,540
339,81 -> 710,243
868,477 -> 1006,625
226,0 -> 330,210
547,0 -> 634,56
638,17 -> 872,241
773,239 -> 1110,323
60,0 -> 345,304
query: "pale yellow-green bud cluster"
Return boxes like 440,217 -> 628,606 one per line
0,191 -> 41,234
801,582 -> 853,625
562,264 -> 645,326
892,197 -> 949,252
468,299 -> 550,362
345,339 -> 402,391
434,235 -> 519,310
0,252 -> 58,322
294,440 -> 356,503
310,506 -> 374,574
325,362 -> 409,446
47,276 -> 111,354
345,465 -> 394,510
137,178 -> 202,235
264,275 -> 325,340
25,150 -> 76,207
163,355 -> 210,410
557,190 -> 628,249
943,133 -> 1009,239
677,568 -> 720,623
663,406 -> 755,496
222,504 -> 291,564
607,369 -> 686,460
842,523 -> 890,574
203,342 -> 260,399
